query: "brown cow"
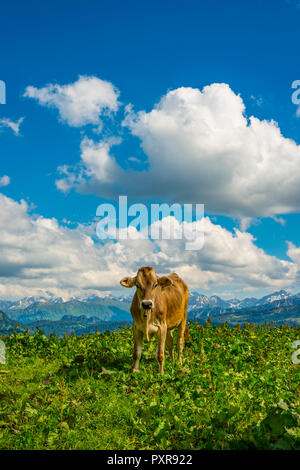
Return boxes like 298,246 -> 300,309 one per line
120,266 -> 189,374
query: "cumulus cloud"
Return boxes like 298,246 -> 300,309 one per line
0,117 -> 24,136
56,136 -> 122,193
123,84 -> 300,218
0,191 -> 298,299
287,243 -> 300,274
57,83 -> 300,219
24,76 -> 120,127
0,192 -> 127,299
0,175 -> 10,187
137,216 -> 298,290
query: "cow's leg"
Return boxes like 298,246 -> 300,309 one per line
133,326 -> 143,372
166,329 -> 174,361
177,320 -> 185,364
156,324 -> 167,374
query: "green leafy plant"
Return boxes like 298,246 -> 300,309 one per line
0,322 -> 299,450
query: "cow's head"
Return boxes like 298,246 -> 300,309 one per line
120,266 -> 173,315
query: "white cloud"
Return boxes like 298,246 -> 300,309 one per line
287,243 -> 300,273
0,192 -> 127,299
140,216 -> 298,290
24,75 -> 120,127
239,217 -> 253,232
128,156 -> 142,163
0,175 -> 10,187
271,215 -> 286,226
55,136 -> 122,193
0,191 -> 298,299
123,84 -> 300,218
57,83 -> 300,219
0,117 -> 24,136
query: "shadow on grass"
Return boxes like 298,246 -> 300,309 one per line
56,351 -> 133,381
55,349 -> 185,383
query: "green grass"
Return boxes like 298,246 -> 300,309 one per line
0,321 -> 300,450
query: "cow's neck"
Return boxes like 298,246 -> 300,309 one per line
139,307 -> 157,341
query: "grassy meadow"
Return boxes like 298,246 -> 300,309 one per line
0,321 -> 300,450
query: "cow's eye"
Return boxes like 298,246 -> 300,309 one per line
154,282 -> 158,288
136,283 -> 141,289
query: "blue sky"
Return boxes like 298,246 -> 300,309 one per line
1,0 -> 300,299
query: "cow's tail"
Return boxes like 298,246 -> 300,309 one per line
184,322 -> 191,342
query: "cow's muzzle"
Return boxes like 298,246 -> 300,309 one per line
141,300 -> 154,313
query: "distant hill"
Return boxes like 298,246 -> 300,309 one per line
5,296 -> 131,323
188,303 -> 300,327
0,294 -> 132,338
188,289 -> 300,312
1,289 -> 300,337
0,311 -> 26,335
25,315 -> 131,337
187,289 -> 300,327
0,310 -> 131,338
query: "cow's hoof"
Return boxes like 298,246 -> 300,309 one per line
132,368 -> 141,374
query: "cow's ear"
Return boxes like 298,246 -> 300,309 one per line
120,276 -> 136,288
158,276 -> 173,289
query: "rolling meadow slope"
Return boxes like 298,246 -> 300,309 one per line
1,321 -> 300,450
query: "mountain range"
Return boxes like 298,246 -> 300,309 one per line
187,289 -> 300,311
0,294 -> 132,323
187,290 -> 300,327
0,289 -> 300,336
